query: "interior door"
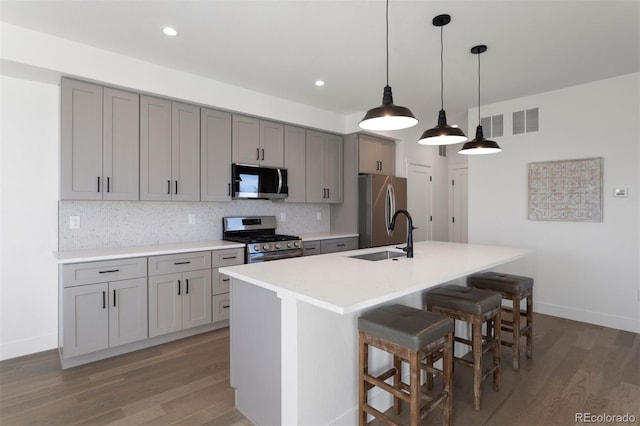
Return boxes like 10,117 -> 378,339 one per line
408,163 -> 432,242
450,167 -> 469,243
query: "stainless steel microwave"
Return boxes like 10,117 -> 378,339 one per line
232,164 -> 288,200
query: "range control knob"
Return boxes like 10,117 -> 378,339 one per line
293,241 -> 300,247
286,242 -> 293,248
253,244 -> 260,251
263,244 -> 269,250
275,243 -> 281,249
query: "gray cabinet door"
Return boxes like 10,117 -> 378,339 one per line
60,78 -> 103,200
232,115 -> 261,165
324,133 -> 343,203
63,282 -> 109,357
182,269 -> 212,330
284,125 -> 306,203
171,102 -> 200,201
259,120 -> 284,168
140,96 -> 172,201
305,130 -> 325,203
201,108 -> 232,201
108,278 -> 148,348
103,88 -> 140,200
358,134 -> 395,176
148,273 -> 182,337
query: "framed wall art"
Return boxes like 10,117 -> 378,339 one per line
528,157 -> 602,222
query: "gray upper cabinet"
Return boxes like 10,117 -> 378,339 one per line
201,108 -> 232,201
283,125 -> 306,203
358,134 -> 395,176
61,79 -> 139,200
232,114 -> 284,168
140,96 -> 200,201
306,130 -> 343,203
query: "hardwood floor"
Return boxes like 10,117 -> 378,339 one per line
1,314 -> 638,425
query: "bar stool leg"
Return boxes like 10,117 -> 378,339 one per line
358,332 -> 368,426
493,312 -> 501,391
443,333 -> 453,426
393,355 -> 401,414
511,294 -> 521,371
472,319 -> 483,411
526,293 -> 533,359
409,350 -> 420,426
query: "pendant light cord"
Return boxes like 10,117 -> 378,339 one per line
385,0 -> 389,86
440,25 -> 444,110
477,50 -> 481,125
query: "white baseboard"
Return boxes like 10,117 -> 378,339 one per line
536,301 -> 640,333
0,332 -> 57,361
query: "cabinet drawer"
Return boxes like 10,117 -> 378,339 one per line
212,270 -> 231,295
303,240 -> 321,256
212,293 -> 231,322
212,248 -> 244,267
321,237 -> 358,254
148,251 -> 212,276
63,257 -> 147,287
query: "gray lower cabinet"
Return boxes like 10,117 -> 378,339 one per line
61,78 -> 140,200
62,258 -> 148,359
140,97 -> 200,201
303,237 -> 358,255
148,251 -> 213,337
211,247 -> 244,323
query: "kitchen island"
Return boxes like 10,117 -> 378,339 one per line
219,241 -> 530,426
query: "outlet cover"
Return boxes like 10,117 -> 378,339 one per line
69,215 -> 80,229
316,211 -> 322,221
280,212 -> 286,222
188,214 -> 196,225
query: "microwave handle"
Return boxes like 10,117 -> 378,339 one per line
277,168 -> 283,193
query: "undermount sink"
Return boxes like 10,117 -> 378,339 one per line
349,250 -> 406,261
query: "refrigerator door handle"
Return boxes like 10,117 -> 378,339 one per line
386,183 -> 396,237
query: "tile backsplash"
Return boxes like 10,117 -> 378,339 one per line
59,200 -> 330,251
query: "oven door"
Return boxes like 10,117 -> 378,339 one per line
247,249 -> 303,263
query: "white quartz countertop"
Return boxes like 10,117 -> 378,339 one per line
54,240 -> 245,264
299,232 -> 359,241
220,241 -> 530,314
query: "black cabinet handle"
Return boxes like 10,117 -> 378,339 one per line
175,180 -> 178,195
102,291 -> 106,309
336,243 -> 346,247
97,176 -> 101,193
327,188 -> 330,198
228,183 -> 231,196
113,289 -> 116,307
222,278 -> 230,282
261,148 -> 265,161
107,177 -> 110,192
185,279 -> 189,294
306,247 -> 317,250
167,180 -> 171,195
99,269 -> 120,274
256,148 -> 260,160
174,261 -> 191,265
178,280 -> 181,295
222,304 -> 230,309
221,256 -> 237,260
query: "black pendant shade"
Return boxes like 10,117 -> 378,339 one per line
359,85 -> 418,131
459,125 -> 502,154
359,0 -> 417,131
459,44 -> 501,155
418,14 -> 467,145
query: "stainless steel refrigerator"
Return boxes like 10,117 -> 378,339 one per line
358,174 -> 408,248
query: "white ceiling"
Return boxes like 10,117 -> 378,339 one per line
1,0 -> 638,126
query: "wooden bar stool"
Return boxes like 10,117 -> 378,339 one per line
468,272 -> 534,371
425,285 -> 501,411
358,304 -> 454,426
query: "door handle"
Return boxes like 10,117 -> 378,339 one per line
113,289 -> 117,307
185,279 -> 189,294
102,291 -> 106,309
261,148 -> 265,161
97,176 -> 101,193
175,180 -> 178,195
177,280 -> 181,296
256,148 -> 260,160
167,180 -> 171,195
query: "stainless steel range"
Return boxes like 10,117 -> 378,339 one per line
222,216 -> 303,263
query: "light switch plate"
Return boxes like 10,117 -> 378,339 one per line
613,187 -> 627,197
280,212 -> 286,222
188,214 -> 196,225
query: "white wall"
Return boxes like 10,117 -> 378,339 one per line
0,76 -> 60,359
467,73 -> 640,333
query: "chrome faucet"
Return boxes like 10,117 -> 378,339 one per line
389,209 -> 415,258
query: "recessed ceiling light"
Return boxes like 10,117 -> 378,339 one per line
315,80 -> 325,87
162,27 -> 178,37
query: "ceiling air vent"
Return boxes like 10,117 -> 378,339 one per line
513,108 -> 539,135
480,114 -> 503,138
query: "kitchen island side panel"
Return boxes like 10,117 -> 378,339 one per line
229,278 -> 281,426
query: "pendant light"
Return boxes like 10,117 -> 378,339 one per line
459,45 -> 502,155
418,14 -> 467,145
359,0 -> 418,131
